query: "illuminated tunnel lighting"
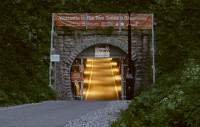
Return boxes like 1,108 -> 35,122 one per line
117,86 -> 121,91
84,58 -> 121,100
111,62 -> 117,66
112,68 -> 119,72
84,79 -> 89,84
84,71 -> 90,74
115,75 -> 121,80
87,64 -> 112,68
86,64 -> 92,67
84,80 -> 101,84
87,59 -> 93,61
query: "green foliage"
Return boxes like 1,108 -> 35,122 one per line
111,0 -> 200,126
0,0 -> 56,107
61,26 -> 78,33
153,0 -> 200,73
0,80 -> 56,107
112,66 -> 200,126
101,26 -> 115,35
0,91 -> 9,104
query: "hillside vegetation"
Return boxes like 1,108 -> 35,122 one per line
0,1 -> 199,125
111,0 -> 200,126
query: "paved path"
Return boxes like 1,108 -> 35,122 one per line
84,58 -> 121,100
0,101 -> 109,127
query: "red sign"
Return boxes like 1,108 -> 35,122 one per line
71,72 -> 82,81
54,13 -> 152,29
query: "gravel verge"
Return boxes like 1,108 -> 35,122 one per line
64,100 -> 131,127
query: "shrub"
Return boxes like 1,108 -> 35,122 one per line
111,60 -> 200,127
0,90 -> 9,105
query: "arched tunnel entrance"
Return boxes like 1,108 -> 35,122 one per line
52,30 -> 151,100
70,44 -> 130,100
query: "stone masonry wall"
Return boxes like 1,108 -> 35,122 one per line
53,30 -> 151,100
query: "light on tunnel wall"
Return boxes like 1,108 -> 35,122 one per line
117,86 -> 121,91
84,79 -> 89,84
84,71 -> 90,74
112,68 -> 119,72
115,75 -> 121,80
111,62 -> 117,66
86,59 -> 93,61
86,64 -> 92,67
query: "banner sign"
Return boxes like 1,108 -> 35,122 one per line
54,13 -> 152,29
71,72 -> 82,81
95,45 -> 110,57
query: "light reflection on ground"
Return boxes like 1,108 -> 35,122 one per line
84,58 -> 121,100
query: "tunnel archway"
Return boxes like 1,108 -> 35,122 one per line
53,31 -> 151,100
70,44 -> 130,100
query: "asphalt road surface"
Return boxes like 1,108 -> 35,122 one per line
0,101 -> 109,127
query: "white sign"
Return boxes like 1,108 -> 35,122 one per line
95,45 -> 110,57
51,55 -> 60,62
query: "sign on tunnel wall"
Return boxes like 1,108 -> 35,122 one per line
71,72 -> 82,81
54,13 -> 152,29
95,45 -> 110,57
76,45 -> 127,58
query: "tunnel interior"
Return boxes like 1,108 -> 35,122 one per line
84,58 -> 121,100
71,58 -> 129,100
70,44 -> 129,100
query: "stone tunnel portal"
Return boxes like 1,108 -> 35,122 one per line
53,30 -> 151,100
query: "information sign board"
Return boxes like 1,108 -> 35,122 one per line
71,72 -> 82,81
51,54 -> 60,62
95,45 -> 110,57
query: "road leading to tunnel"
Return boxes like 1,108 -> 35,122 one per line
84,58 -> 121,100
0,101 -> 109,127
